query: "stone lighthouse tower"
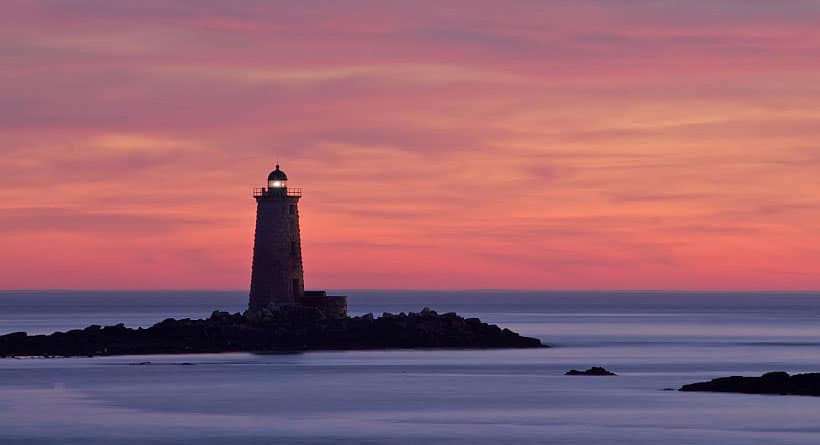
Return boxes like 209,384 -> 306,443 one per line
247,164 -> 348,318
248,164 -> 304,311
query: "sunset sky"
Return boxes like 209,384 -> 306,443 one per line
1,1 -> 819,290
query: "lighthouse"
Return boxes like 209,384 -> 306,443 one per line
248,164 -> 347,318
248,164 -> 303,310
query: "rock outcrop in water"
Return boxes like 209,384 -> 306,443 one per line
680,372 -> 820,396
565,367 -> 617,376
0,306 -> 544,357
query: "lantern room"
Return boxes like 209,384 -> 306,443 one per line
267,164 -> 288,189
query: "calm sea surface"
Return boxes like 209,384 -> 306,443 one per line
1,290 -> 820,444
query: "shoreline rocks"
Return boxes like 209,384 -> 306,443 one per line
680,372 -> 820,396
0,306 -> 544,358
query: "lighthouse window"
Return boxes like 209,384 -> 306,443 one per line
289,205 -> 296,215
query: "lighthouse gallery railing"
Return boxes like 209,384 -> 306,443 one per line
253,187 -> 302,197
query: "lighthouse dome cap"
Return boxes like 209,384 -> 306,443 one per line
268,164 -> 288,181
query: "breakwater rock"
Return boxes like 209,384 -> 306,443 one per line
680,372 -> 820,397
565,367 -> 617,376
0,306 -> 544,357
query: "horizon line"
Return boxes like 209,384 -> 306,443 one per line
2,288 -> 820,294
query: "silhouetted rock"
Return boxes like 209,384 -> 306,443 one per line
0,306 -> 545,358
210,310 -> 230,321
420,307 -> 437,317
680,372 -> 820,396
565,367 -> 617,376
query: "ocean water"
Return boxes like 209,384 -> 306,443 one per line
1,290 -> 820,444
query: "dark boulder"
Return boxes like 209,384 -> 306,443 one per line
210,310 -> 230,321
566,367 -> 617,376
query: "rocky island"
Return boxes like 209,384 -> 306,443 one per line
680,371 -> 820,397
0,306 -> 544,358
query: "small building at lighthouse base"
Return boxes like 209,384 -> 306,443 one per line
301,291 -> 348,319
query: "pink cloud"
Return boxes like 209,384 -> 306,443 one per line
1,1 -> 819,290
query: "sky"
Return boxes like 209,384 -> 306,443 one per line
1,0 -> 819,291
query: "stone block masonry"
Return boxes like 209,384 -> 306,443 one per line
248,191 -> 304,310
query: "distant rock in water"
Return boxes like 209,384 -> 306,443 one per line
680,372 -> 820,396
565,367 -> 617,376
0,306 -> 544,358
